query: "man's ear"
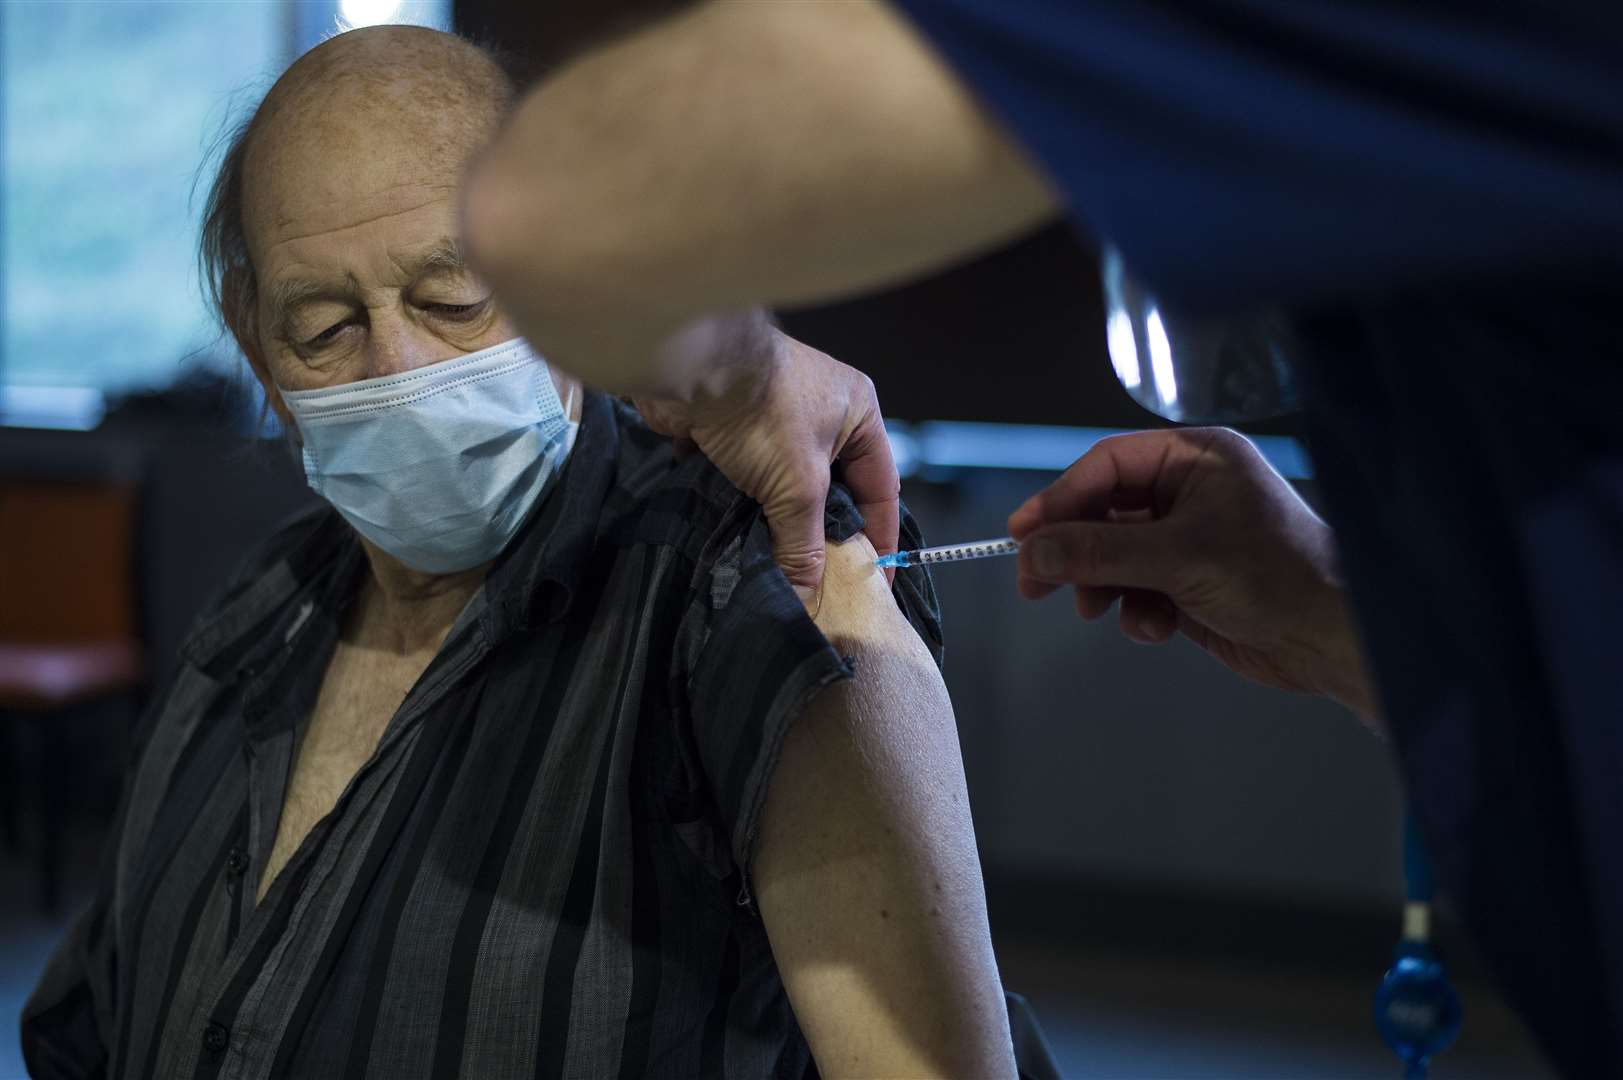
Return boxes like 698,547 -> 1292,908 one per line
242,342 -> 292,430
222,265 -> 292,429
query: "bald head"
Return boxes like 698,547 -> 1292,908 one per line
259,22 -> 508,119
243,27 -> 512,260
201,26 -> 515,386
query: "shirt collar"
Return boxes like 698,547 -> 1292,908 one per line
185,391 -> 620,678
182,508 -> 362,681
477,389 -> 620,639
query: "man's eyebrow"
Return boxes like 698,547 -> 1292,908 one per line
266,272 -> 360,336
413,238 -> 467,277
263,238 -> 469,335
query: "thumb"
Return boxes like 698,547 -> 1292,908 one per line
1017,519 -> 1186,596
763,475 -> 830,613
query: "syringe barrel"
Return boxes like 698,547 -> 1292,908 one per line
913,538 -> 1020,564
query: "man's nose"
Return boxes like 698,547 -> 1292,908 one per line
362,313 -> 456,380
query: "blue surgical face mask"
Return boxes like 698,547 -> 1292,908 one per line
279,337 -> 579,574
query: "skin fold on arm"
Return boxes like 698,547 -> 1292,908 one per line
751,535 -> 1017,1078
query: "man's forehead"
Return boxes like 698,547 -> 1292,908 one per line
270,230 -> 464,281
257,175 -> 460,247
263,227 -> 470,309
244,105 -> 475,263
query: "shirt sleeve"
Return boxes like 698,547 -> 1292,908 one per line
20,900 -> 115,1080
19,662 -> 186,1079
673,484 -> 943,889
19,744 -> 144,1080
890,0 -> 1623,311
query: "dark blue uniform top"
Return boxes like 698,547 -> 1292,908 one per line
892,2 -> 1623,1074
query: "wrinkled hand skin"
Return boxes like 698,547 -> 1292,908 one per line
635,325 -> 900,616
1009,427 -> 1380,727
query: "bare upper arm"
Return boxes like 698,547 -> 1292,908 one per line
751,534 -> 1015,1078
464,0 -> 1059,394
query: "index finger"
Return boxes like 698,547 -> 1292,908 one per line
1009,429 -> 1184,539
838,413 -> 901,567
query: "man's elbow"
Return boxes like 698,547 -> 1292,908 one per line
460,130 -> 612,318
460,144 -> 540,296
460,143 -> 634,386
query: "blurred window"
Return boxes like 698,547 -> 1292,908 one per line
2,2 -> 286,396
1,0 -> 448,423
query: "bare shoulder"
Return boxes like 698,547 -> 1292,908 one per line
756,532 -> 1016,1076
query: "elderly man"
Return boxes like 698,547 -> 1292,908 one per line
21,26 -> 1016,1080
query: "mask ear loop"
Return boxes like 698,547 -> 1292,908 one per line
538,367 -> 578,426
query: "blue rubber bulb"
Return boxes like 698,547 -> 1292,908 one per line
1373,941 -> 1463,1079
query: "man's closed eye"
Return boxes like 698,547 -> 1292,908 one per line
421,298 -> 489,321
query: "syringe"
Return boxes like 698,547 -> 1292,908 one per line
875,536 -> 1019,570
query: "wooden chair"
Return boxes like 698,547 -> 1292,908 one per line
0,476 -> 145,910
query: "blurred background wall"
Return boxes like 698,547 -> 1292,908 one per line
0,1 -> 1550,1076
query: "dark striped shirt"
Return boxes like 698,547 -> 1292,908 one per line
22,392 -> 942,1080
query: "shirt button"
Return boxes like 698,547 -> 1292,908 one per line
203,1021 -> 230,1054
225,848 -> 249,878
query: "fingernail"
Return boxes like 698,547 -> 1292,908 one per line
793,584 -> 819,615
1031,537 -> 1063,578
1139,610 -> 1172,640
